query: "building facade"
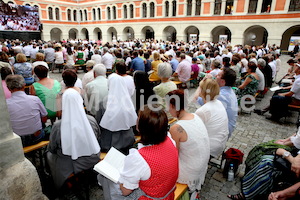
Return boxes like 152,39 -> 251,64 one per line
4,0 -> 300,49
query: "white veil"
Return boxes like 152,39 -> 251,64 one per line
61,88 -> 100,160
100,73 -> 137,131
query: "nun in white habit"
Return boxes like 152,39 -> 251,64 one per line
47,88 -> 101,189
100,73 -> 137,154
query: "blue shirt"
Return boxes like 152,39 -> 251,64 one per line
197,86 -> 238,137
170,58 -> 179,72
131,57 -> 145,71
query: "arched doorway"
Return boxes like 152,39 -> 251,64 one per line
243,25 -> 268,46
93,28 -> 102,40
185,26 -> 200,42
69,28 -> 78,40
81,28 -> 89,40
142,26 -> 155,40
211,26 -> 232,43
107,27 -> 117,42
163,26 -> 177,42
280,25 -> 300,51
50,28 -> 62,42
123,27 -> 135,41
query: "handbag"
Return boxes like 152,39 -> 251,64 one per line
223,148 -> 244,178
272,154 -> 298,192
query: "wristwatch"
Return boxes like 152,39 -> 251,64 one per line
282,151 -> 291,159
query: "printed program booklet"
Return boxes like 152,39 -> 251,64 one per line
93,147 -> 126,183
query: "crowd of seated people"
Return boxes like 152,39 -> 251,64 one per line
2,38 -> 300,200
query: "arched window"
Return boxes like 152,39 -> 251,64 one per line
195,0 -> 201,15
187,0 -> 192,16
225,0 -> 233,14
150,2 -> 155,17
67,9 -> 71,21
55,8 -> 59,20
248,0 -> 258,13
130,4 -> 134,18
142,3 -> 147,18
80,10 -> 83,21
112,6 -> 116,19
84,10 -> 87,21
48,7 -> 53,20
93,8 -> 96,20
172,0 -> 177,16
98,8 -> 101,20
289,0 -> 300,11
165,1 -> 169,17
73,10 -> 77,21
214,0 -> 222,15
107,7 -> 111,20
123,5 -> 128,19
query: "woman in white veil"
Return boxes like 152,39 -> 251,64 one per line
47,70 -> 101,189
100,73 -> 137,154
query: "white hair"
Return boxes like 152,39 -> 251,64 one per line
94,64 -> 107,76
157,62 -> 173,79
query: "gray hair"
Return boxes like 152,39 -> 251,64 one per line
157,62 -> 173,78
212,59 -> 221,68
241,53 -> 246,58
94,64 -> 107,76
86,60 -> 95,68
6,75 -> 25,91
257,58 -> 266,68
94,49 -> 100,54
103,47 -> 109,53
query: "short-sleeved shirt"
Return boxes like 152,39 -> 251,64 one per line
6,91 -> 47,136
131,57 -> 145,71
176,59 -> 191,83
291,74 -> 300,100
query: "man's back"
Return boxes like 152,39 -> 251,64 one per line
131,57 -> 145,71
6,91 -> 47,136
44,48 -> 55,62
176,59 -> 191,83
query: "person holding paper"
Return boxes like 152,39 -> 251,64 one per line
98,104 -> 179,200
46,85 -> 101,189
255,64 -> 300,121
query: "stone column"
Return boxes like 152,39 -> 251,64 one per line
270,0 -> 277,12
232,0 -> 238,14
0,79 -> 47,199
244,0 -> 250,14
192,0 -> 196,16
284,0 -> 291,12
210,1 -> 215,15
256,0 -> 263,14
169,2 -> 173,17
221,0 -> 226,15
147,4 -> 150,18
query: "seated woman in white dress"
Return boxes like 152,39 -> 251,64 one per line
99,73 -> 137,154
167,89 -> 210,195
195,78 -> 229,158
47,87 -> 101,189
98,104 -> 179,200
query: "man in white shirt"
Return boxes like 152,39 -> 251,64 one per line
30,43 -> 39,61
268,57 -> 277,81
101,47 -> 114,72
22,42 -> 32,59
85,64 -> 108,116
91,49 -> 102,65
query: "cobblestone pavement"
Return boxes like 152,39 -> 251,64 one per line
47,55 -> 299,200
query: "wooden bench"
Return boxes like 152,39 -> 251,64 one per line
74,64 -> 87,72
174,183 -> 188,200
23,140 -> 50,173
23,140 -> 50,154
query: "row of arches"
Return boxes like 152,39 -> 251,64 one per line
44,0 -> 300,21
49,25 -> 300,49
